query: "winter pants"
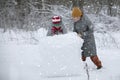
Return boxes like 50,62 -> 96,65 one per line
90,55 -> 102,68
82,55 -> 102,68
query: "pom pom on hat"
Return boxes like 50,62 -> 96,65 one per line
52,16 -> 61,24
72,7 -> 83,18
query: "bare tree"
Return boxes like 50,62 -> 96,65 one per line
107,0 -> 118,16
71,0 -> 84,10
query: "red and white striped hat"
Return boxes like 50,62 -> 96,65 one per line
52,16 -> 61,23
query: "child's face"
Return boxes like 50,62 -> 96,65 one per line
72,17 -> 81,22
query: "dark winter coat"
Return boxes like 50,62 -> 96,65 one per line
73,15 -> 97,57
47,22 -> 67,36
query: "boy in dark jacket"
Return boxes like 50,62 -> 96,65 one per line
47,16 -> 67,36
72,7 -> 102,69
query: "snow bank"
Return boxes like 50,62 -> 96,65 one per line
0,32 -> 84,80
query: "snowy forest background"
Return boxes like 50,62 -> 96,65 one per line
0,0 -> 120,30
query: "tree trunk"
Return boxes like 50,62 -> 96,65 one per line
71,0 -> 84,10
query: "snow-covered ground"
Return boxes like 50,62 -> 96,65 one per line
0,28 -> 120,80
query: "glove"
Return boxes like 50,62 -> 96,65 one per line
77,33 -> 82,38
82,56 -> 86,61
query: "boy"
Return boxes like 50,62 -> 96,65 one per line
72,7 -> 102,69
47,16 -> 67,36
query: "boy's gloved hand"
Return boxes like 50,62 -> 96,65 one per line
77,33 -> 82,38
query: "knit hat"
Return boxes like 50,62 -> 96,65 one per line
52,16 -> 61,24
72,7 -> 83,18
